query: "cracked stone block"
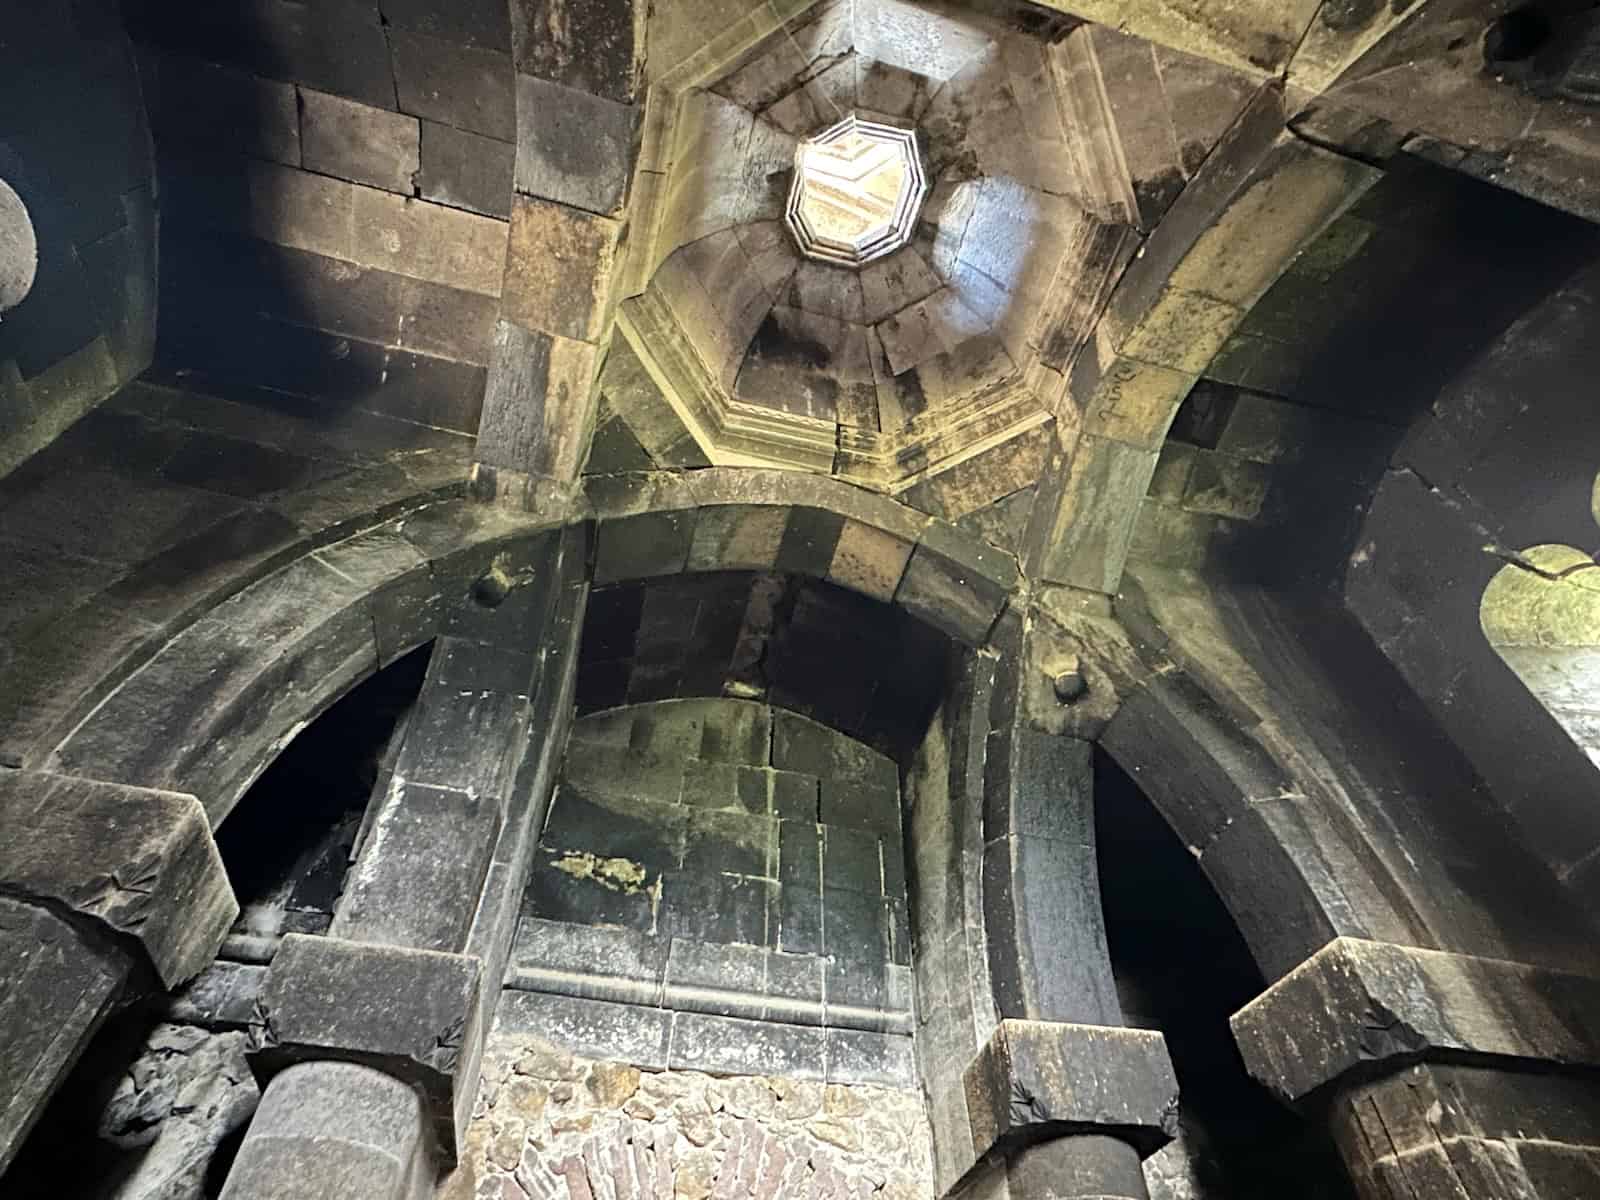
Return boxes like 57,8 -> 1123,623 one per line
0,896 -> 130,1175
0,769 -> 236,987
893,519 -> 1017,644
254,934 -> 483,1164
1231,937 -> 1600,1104
962,1020 -> 1178,1160
299,88 -> 421,195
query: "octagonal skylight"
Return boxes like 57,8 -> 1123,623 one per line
785,115 -> 927,268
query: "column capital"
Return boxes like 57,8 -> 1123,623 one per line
963,1019 -> 1179,1161
0,768 -> 236,987
1231,936 -> 1600,1104
254,934 -> 483,1167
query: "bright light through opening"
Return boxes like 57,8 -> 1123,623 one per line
785,114 -> 927,268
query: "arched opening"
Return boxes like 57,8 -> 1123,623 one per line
1482,541 -> 1600,769
1,646 -> 430,1198
1095,751 -> 1354,1199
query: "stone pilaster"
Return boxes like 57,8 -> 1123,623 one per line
1232,937 -> 1600,1199
472,1 -> 646,513
0,769 -> 236,1172
225,524 -> 589,1193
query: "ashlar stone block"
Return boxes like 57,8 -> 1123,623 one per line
514,74 -> 640,216
502,196 -> 623,343
254,934 -> 483,1165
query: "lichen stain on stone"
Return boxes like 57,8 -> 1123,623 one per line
552,850 -> 650,893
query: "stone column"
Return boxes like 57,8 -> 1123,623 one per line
224,525 -> 590,1197
219,1062 -> 431,1200
959,614 -> 1178,1199
0,770 -> 236,1173
1232,937 -> 1600,1199
472,0 -> 645,513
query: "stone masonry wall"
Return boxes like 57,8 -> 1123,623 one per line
449,1031 -> 932,1200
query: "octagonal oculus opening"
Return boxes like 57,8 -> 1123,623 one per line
785,115 -> 927,268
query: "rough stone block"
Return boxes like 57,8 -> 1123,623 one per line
217,1061 -> 426,1200
1231,938 -> 1600,1104
515,74 -> 639,216
0,896 -> 129,1175
508,916 -> 666,1006
0,770 -> 236,986
351,188 -> 508,298
669,1011 -> 826,1080
502,195 -> 623,342
419,121 -> 514,219
894,519 -> 1018,644
299,88 -> 421,195
476,319 -> 601,481
963,1020 -> 1178,1159
330,781 -> 501,953
592,509 -> 695,584
512,0 -> 642,103
256,934 -> 482,1162
494,989 -> 671,1069
389,28 -> 515,140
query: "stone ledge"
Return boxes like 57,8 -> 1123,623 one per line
962,1019 -> 1179,1161
253,934 -> 483,1167
1231,937 -> 1600,1104
0,769 -> 236,987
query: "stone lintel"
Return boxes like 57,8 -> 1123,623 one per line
1231,937 -> 1600,1104
0,769 -> 236,987
254,934 -> 483,1168
962,1019 -> 1179,1161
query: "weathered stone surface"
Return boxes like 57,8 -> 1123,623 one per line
1232,937 -> 1600,1104
0,896 -> 130,1176
515,75 -> 639,216
894,519 -> 1018,644
218,1061 -> 428,1200
963,1020 -> 1178,1158
390,29 -> 515,140
502,196 -> 623,343
299,89 -> 421,195
98,1026 -> 261,1200
0,770 -> 236,986
256,934 -> 483,1162
513,0 -> 643,103
419,121 -> 515,219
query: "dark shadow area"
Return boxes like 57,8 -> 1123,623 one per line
217,641 -> 429,916
575,570 -> 952,758
3,645 -> 430,1199
1095,749 -> 1355,1200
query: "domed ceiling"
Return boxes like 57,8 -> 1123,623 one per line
614,0 -> 1153,493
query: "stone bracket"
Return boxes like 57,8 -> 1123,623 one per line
0,769 -> 237,987
1231,937 -> 1600,1105
253,934 -> 483,1168
962,1019 -> 1179,1162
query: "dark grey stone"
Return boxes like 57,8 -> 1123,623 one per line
698,701 -> 772,765
524,849 -> 657,934
419,121 -> 514,219
384,0 -> 511,49
495,990 -> 672,1069
256,935 -> 482,1164
764,951 -> 826,1026
0,770 -> 236,986
541,782 -> 686,873
299,88 -> 420,194
659,872 -> 773,946
778,820 -> 822,891
514,74 -> 639,216
770,770 -> 820,820
669,1011 -> 826,1080
681,760 -> 764,813
389,29 -> 515,141
0,896 -> 129,1176
168,960 -> 268,1031
512,0 -> 641,104
507,916 -> 666,1005
820,775 -> 900,836
771,710 -> 897,791
963,1020 -> 1179,1159
983,727 -> 1094,844
392,683 -> 527,801
826,1029 -> 915,1087
217,1061 -> 426,1200
664,938 -> 766,1017
822,824 -> 881,894
331,781 -> 500,953
895,519 -> 1019,644
823,888 -> 888,966
1006,1134 -> 1149,1200
593,510 -> 696,584
682,808 -> 775,878
777,885 -> 823,956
